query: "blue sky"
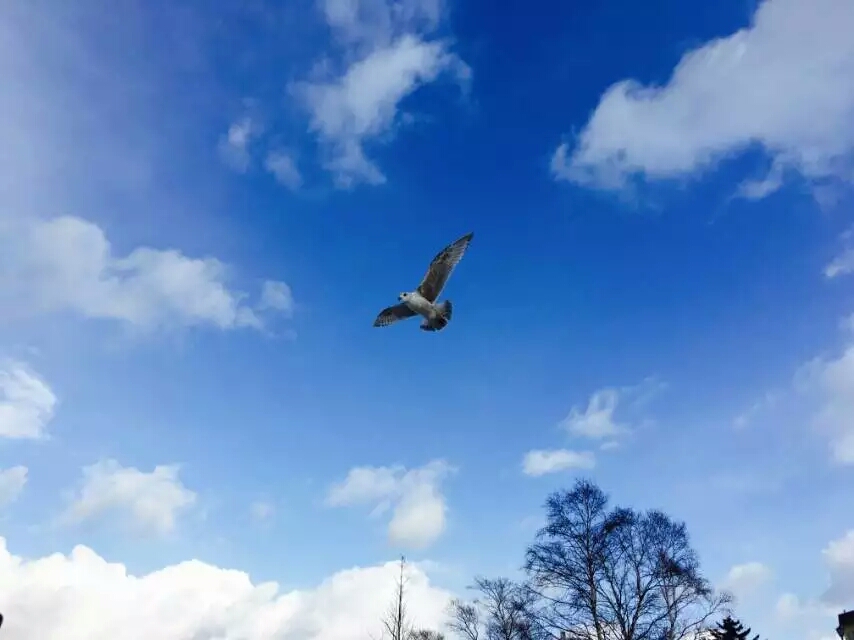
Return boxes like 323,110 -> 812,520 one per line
0,0 -> 853,639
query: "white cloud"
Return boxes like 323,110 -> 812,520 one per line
521,448 -> 596,476
0,215 -> 294,332
560,388 -> 626,439
387,480 -> 446,549
326,459 -> 453,549
774,592 -> 803,620
797,340 -> 854,465
250,501 -> 275,522
733,390 -> 779,429
534,381 -> 657,466
218,116 -> 259,173
721,561 -> 772,600
59,460 -> 197,536
0,537 -> 452,640
825,247 -> 854,279
321,0 -> 443,48
0,360 -> 56,440
736,158 -> 786,201
554,0 -> 854,199
821,529 -> 854,606
259,280 -> 295,316
771,595 -> 840,640
265,150 -> 303,191
0,466 -> 27,507
293,0 -> 469,188
769,531 -> 854,639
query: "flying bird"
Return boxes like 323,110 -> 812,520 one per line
373,232 -> 474,332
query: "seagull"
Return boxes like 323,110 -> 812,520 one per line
373,232 -> 474,332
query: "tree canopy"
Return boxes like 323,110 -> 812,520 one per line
709,616 -> 759,640
447,480 -> 730,640
386,479 -> 736,640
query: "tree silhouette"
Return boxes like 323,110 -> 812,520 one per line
709,616 -> 759,640
523,479 -> 730,640
381,557 -> 411,640
449,576 -> 547,640
376,557 -> 445,640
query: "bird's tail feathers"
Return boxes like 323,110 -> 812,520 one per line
420,300 -> 453,332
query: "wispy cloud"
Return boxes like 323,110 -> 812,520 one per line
250,500 -> 275,523
733,390 -> 779,429
560,378 -> 664,440
560,388 -> 626,440
0,466 -> 27,508
825,248 -> 854,279
291,0 -> 470,187
0,360 -> 56,440
523,378 -> 662,477
521,449 -> 595,477
218,115 -> 261,173
821,529 -> 854,606
797,340 -> 854,465
264,150 -> 303,191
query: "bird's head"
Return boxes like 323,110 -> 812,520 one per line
398,292 -> 410,302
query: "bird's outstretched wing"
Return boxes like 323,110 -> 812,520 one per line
416,232 -> 474,302
373,302 -> 417,327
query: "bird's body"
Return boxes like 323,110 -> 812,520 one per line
399,291 -> 453,331
373,232 -> 473,332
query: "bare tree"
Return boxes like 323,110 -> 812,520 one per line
449,577 -> 546,640
381,557 -> 412,640
410,630 -> 446,640
524,480 -> 729,640
523,479 -> 611,640
449,599 -> 481,640
378,557 -> 445,640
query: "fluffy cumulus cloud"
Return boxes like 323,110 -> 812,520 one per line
292,0 -> 470,187
521,448 -> 595,477
0,537 -> 452,640
0,466 -> 27,508
326,459 -> 454,549
721,561 -> 772,601
554,0 -> 854,199
59,460 -> 197,536
0,216 -> 294,333
0,360 -> 56,440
